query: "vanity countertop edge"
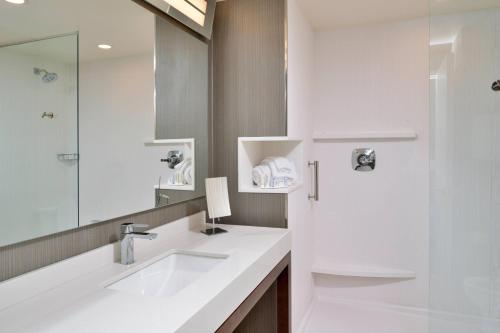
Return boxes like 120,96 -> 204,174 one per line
0,211 -> 291,333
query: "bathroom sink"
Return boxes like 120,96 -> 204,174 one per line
106,251 -> 227,298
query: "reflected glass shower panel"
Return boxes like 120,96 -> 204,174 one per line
0,34 -> 78,246
430,1 -> 500,331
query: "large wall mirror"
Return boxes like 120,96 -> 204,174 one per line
0,0 -> 210,247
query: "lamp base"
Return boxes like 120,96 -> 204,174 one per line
201,227 -> 227,236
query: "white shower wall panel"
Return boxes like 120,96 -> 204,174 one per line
0,45 -> 78,246
312,18 -> 430,307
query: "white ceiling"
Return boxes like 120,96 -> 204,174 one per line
295,0 -> 500,30
295,0 -> 428,30
431,0 -> 500,15
0,0 -> 154,62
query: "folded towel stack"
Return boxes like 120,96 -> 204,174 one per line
168,158 -> 193,186
252,157 -> 297,188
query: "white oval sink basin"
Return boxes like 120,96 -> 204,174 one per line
106,251 -> 227,298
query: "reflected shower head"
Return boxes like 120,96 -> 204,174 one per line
33,67 -> 58,83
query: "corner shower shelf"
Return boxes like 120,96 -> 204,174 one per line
313,131 -> 417,141
238,137 -> 304,194
312,263 -> 416,279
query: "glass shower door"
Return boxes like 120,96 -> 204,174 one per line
0,34 -> 78,246
430,1 -> 500,332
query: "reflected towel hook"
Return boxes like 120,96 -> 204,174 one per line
42,112 -> 55,119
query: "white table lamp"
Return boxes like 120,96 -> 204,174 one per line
202,177 -> 231,235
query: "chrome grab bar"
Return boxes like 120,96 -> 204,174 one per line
308,161 -> 319,201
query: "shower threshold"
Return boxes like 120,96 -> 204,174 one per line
299,296 -> 500,333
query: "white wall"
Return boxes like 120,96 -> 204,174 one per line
79,54 -> 166,225
286,0 -> 315,330
312,19 -> 430,307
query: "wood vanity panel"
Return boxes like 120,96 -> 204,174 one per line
211,0 -> 288,229
233,283 -> 278,333
216,252 -> 291,333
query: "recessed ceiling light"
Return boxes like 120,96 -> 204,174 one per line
98,44 -> 112,50
5,0 -> 25,4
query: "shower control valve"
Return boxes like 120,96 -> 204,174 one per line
352,148 -> 376,172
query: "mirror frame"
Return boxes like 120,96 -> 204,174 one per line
142,0 -> 216,39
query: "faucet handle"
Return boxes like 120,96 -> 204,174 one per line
120,223 -> 149,234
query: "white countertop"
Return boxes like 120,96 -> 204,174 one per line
0,212 -> 291,333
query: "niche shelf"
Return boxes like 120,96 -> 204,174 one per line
144,138 -> 195,146
238,137 -> 303,194
313,130 -> 417,142
312,263 -> 416,279
145,138 -> 195,191
154,183 -> 194,191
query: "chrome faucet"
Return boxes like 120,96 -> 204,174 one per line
120,223 -> 158,265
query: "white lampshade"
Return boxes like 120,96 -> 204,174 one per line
205,177 -> 231,219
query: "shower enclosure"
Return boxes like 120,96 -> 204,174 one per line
0,34 -> 78,246
430,1 -> 500,331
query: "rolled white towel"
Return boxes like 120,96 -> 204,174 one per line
184,165 -> 193,185
178,158 -> 192,183
252,165 -> 271,187
252,167 -> 262,186
261,157 -> 297,183
167,158 -> 192,185
252,165 -> 264,187
175,158 -> 191,172
271,176 -> 286,188
271,156 -> 296,173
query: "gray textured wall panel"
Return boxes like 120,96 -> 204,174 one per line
212,0 -> 287,228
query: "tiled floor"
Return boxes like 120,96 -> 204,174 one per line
300,298 -> 500,333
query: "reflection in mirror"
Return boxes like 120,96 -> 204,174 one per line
0,34 -> 79,245
0,0 -> 209,246
154,15 -> 208,209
